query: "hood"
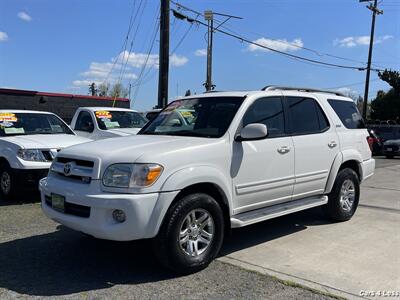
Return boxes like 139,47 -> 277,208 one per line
106,128 -> 141,136
3,134 -> 91,149
59,134 -> 218,163
384,139 -> 400,145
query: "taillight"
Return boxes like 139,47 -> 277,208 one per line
367,137 -> 373,151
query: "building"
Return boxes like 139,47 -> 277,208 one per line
0,88 -> 130,123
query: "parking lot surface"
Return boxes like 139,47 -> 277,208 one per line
0,200 -> 336,298
0,157 -> 397,299
220,157 -> 400,299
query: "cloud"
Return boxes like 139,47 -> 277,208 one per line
17,11 -> 32,22
248,38 -> 304,53
334,35 -> 393,47
194,49 -> 207,57
73,51 -> 188,88
116,51 -> 188,68
170,53 -> 189,66
0,31 -> 8,42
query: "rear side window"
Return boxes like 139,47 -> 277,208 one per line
243,97 -> 285,137
328,99 -> 365,129
286,97 -> 330,135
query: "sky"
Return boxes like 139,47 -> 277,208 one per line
0,0 -> 399,111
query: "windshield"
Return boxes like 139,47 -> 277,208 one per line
139,97 -> 245,138
372,126 -> 400,140
0,112 -> 74,137
95,110 -> 147,130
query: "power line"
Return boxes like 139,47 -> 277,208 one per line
103,0 -> 141,85
324,77 -> 380,89
116,0 -> 148,86
171,1 -> 376,70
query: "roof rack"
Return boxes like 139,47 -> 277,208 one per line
261,85 -> 346,97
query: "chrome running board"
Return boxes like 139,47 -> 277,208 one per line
231,196 -> 328,228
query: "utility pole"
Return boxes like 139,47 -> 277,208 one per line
204,10 -> 214,92
171,5 -> 241,92
157,0 -> 170,108
128,83 -> 132,103
360,0 -> 383,120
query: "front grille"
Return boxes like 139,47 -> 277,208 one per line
45,196 -> 90,218
51,156 -> 94,183
41,149 -> 60,162
384,145 -> 399,151
56,157 -> 94,168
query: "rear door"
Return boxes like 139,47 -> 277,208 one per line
327,99 -> 371,161
285,95 -> 339,199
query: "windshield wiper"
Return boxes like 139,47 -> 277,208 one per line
164,130 -> 212,138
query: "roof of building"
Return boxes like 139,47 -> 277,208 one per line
0,109 -> 54,114
0,88 -> 129,102
80,107 -> 137,112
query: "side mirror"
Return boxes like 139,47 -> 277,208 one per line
236,123 -> 268,141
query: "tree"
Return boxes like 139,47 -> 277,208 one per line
370,69 -> 400,120
88,82 -> 98,96
109,83 -> 128,98
98,83 -> 110,97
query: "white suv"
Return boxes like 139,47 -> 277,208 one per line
0,110 -> 90,200
40,87 -> 375,273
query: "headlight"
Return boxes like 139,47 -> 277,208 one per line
17,149 -> 47,162
102,163 -> 163,188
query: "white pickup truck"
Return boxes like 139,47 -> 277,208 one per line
40,87 -> 375,273
70,107 -> 148,140
0,110 -> 90,200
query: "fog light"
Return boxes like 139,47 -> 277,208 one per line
82,176 -> 91,183
112,209 -> 126,223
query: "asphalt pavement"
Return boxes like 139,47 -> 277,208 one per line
220,157 -> 400,299
0,198 -> 337,298
0,157 -> 397,299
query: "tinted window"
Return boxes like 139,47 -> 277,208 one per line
243,97 -> 285,137
287,97 -> 329,134
371,126 -> 400,140
139,97 -> 244,138
0,113 -> 73,136
75,111 -> 94,132
95,111 -> 147,130
328,99 -> 365,129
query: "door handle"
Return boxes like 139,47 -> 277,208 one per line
328,141 -> 337,148
277,146 -> 290,154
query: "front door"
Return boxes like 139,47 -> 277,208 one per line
232,96 -> 295,214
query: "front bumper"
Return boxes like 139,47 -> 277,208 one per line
382,145 -> 400,156
39,176 -> 179,241
14,168 -> 49,190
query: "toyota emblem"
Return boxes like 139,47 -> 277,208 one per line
63,162 -> 72,176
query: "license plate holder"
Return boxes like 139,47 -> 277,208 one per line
51,193 -> 65,212
386,147 -> 393,151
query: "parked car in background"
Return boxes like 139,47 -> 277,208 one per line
369,125 -> 400,158
0,110 -> 90,200
144,109 -> 161,121
370,125 -> 400,142
382,139 -> 400,158
40,86 -> 374,274
367,128 -> 383,155
70,107 -> 147,140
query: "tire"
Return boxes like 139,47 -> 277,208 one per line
0,162 -> 17,201
153,193 -> 225,274
325,168 -> 360,222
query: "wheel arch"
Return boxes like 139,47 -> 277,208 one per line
324,150 -> 362,194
